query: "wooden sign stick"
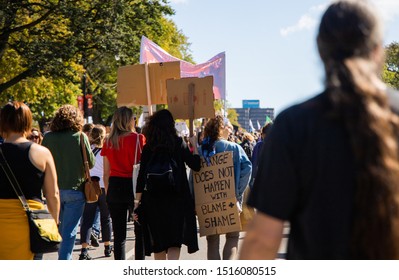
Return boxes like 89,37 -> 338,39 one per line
144,62 -> 153,116
188,82 -> 195,137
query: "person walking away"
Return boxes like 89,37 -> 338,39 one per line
82,122 -> 101,246
42,105 -> 95,260
134,109 -> 201,260
249,123 -> 273,190
240,132 -> 255,161
101,107 -> 145,260
240,0 -> 399,260
199,115 -> 252,260
79,124 -> 113,259
0,102 -> 60,259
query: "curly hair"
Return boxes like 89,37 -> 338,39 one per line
50,105 -> 84,132
318,0 -> 399,259
203,115 -> 224,142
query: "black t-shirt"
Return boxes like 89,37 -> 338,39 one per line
248,92 -> 360,259
249,89 -> 399,259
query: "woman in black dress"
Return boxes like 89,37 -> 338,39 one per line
135,109 -> 201,260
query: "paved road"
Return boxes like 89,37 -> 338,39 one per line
43,221 -> 222,260
43,221 -> 289,260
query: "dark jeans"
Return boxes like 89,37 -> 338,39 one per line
80,189 -> 112,244
107,177 -> 144,260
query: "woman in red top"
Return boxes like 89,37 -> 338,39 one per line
101,106 -> 145,260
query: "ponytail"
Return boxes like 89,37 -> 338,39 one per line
326,57 -> 399,259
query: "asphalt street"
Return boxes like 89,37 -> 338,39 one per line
43,221 -> 288,260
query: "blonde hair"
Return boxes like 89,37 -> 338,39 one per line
106,107 -> 135,149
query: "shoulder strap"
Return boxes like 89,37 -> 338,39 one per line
0,145 -> 30,211
134,133 -> 142,165
92,147 -> 101,157
80,133 -> 91,181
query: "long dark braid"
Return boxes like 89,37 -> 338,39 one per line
318,0 -> 399,259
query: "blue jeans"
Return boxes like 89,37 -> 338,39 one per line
58,189 -> 85,260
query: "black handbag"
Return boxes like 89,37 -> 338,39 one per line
0,145 -> 62,254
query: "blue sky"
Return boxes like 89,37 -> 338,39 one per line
168,0 -> 399,114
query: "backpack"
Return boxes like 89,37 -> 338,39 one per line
144,149 -> 181,196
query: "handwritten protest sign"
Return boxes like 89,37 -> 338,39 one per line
193,151 -> 242,236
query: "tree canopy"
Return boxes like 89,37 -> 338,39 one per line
0,0 -> 192,124
382,42 -> 399,90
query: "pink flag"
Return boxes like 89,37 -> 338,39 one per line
140,36 -> 226,100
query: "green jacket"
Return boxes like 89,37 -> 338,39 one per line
42,130 -> 95,191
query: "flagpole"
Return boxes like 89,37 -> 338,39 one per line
144,62 -> 153,116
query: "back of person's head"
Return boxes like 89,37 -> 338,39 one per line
107,106 -> 135,149
261,123 -> 273,139
143,109 -> 176,151
0,101 -> 32,137
50,104 -> 84,132
90,124 -> 106,147
318,0 -> 382,67
83,123 -> 95,136
204,115 -> 224,142
318,0 -> 399,259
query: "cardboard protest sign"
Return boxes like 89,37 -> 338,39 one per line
149,62 -> 180,104
116,61 -> 180,107
117,64 -> 147,107
166,76 -> 215,120
193,151 -> 242,236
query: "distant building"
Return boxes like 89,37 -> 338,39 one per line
234,107 -> 274,132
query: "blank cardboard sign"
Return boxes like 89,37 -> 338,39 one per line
166,76 -> 215,120
117,61 -> 180,106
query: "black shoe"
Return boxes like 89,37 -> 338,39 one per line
79,251 -> 92,260
104,245 -> 113,257
90,233 -> 100,248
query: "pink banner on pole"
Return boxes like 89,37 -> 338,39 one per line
140,36 -> 226,100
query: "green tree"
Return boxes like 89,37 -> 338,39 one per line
382,42 -> 399,89
227,108 -> 239,127
0,0 -> 192,124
